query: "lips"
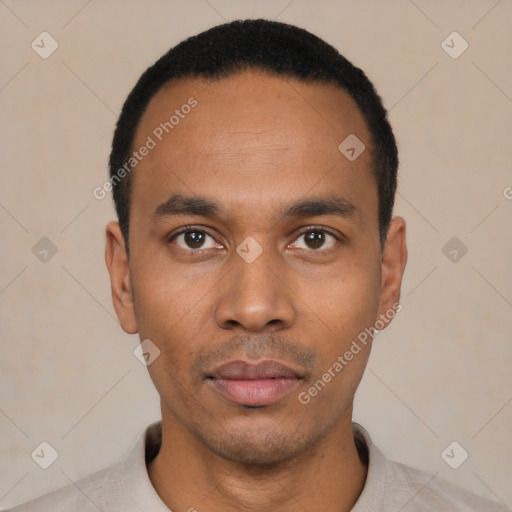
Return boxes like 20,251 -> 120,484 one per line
206,360 -> 303,407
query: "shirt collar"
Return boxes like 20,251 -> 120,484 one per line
102,420 -> 170,511
102,420 -> 385,511
351,422 -> 387,510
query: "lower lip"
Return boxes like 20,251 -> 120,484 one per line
208,377 -> 300,406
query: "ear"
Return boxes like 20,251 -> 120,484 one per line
105,221 -> 138,334
377,216 -> 407,329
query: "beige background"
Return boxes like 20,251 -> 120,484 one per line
1,0 -> 511,508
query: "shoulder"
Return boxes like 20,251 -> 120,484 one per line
384,459 -> 508,511
353,424 -> 508,512
5,464 -> 116,512
5,421 -> 163,512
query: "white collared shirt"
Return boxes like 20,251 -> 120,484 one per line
8,421 -> 508,511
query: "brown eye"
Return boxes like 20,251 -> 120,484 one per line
304,231 -> 326,249
184,231 -> 205,248
290,230 -> 337,251
172,230 -> 218,250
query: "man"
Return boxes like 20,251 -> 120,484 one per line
10,19 -> 507,512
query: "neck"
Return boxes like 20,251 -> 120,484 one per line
147,408 -> 368,512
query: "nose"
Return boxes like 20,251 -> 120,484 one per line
214,246 -> 297,332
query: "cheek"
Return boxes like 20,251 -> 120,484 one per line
297,254 -> 381,343
131,244 -> 212,329
298,264 -> 380,412
129,258 -> 211,375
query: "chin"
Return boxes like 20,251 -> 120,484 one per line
210,435 -> 304,465
195,419 -> 324,466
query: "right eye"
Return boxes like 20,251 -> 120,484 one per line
169,228 -> 222,251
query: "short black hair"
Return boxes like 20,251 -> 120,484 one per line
109,18 -> 398,255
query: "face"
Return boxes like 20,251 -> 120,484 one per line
106,70 -> 406,465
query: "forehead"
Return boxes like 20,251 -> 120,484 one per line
130,70 -> 376,220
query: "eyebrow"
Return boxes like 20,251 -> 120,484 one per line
152,193 -> 221,219
151,193 -> 356,222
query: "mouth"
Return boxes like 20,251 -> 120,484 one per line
206,359 -> 303,407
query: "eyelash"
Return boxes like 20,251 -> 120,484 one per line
168,225 -> 342,253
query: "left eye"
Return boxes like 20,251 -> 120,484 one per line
290,230 -> 337,251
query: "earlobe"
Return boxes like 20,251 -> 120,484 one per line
105,221 -> 138,334
377,217 -> 407,329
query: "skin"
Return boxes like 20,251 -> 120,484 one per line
105,70 -> 407,512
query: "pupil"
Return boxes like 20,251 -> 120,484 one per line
185,231 -> 205,248
305,231 -> 324,249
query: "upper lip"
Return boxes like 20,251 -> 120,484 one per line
208,360 -> 302,380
